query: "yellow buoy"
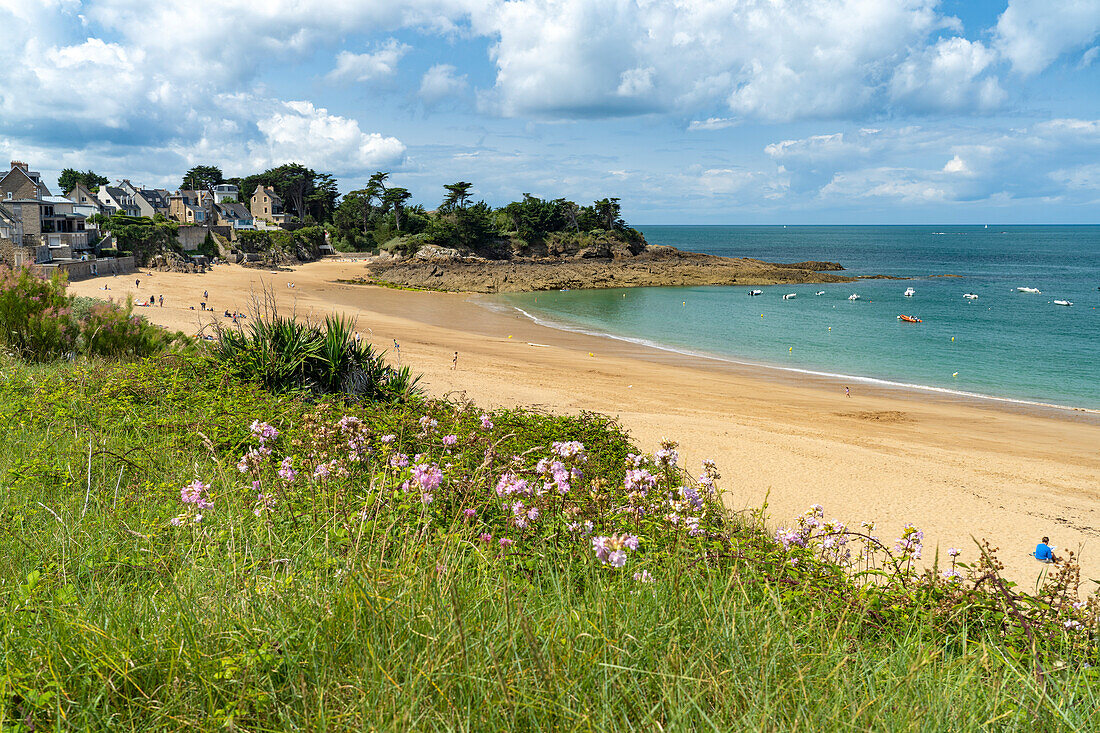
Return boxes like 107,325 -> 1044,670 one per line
951,336 -> 955,342
952,372 -> 958,377
828,327 -> 831,331
760,314 -> 764,318
682,301 -> 686,305
789,346 -> 793,352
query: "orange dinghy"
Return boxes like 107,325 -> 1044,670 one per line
897,314 -> 922,323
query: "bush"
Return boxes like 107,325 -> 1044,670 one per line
0,266 -> 179,362
210,306 -> 421,402
0,267 -> 79,361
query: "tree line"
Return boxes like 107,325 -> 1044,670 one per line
58,163 -> 637,253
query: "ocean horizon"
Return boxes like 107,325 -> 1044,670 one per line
488,225 -> 1100,411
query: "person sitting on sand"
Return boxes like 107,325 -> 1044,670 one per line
1035,537 -> 1058,563
225,310 -> 231,318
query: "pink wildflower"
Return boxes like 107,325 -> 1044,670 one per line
464,508 -> 477,519
442,434 -> 458,447
480,414 -> 494,430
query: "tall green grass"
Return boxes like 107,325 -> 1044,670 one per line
0,356 -> 1096,730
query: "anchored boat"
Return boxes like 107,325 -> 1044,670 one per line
848,293 -> 861,301
1017,287 -> 1042,294
963,293 -> 978,300
904,287 -> 915,297
748,289 -> 762,296
782,293 -> 797,300
815,291 -> 825,296
1054,299 -> 1073,306
897,314 -> 922,323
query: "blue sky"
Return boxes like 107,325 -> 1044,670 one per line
1,0 -> 1098,224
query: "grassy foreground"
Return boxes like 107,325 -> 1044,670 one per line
0,355 -> 1097,731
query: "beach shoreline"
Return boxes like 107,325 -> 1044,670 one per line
69,259 -> 1100,585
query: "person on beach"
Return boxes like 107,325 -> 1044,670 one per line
1035,537 -> 1058,563
204,290 -> 208,300
846,386 -> 850,398
452,351 -> 459,371
158,295 -> 164,307
135,278 -> 140,288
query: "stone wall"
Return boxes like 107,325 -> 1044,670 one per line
35,256 -> 135,281
177,225 -> 209,251
0,236 -> 13,268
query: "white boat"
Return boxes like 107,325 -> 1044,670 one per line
963,293 -> 978,300
848,294 -> 861,301
1054,299 -> 1073,307
748,289 -> 762,296
782,293 -> 797,300
815,291 -> 825,296
1016,287 -> 1042,294
904,287 -> 915,297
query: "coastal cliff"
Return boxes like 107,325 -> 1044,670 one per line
359,243 -> 852,293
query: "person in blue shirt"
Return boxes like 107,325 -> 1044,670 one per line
1035,537 -> 1058,563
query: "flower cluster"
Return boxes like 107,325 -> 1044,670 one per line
592,534 -> 640,568
171,479 -> 213,525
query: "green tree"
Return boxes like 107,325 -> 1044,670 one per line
590,197 -> 623,230
58,168 -> 108,195
181,165 -> 225,191
441,181 -> 474,211
382,188 -> 412,232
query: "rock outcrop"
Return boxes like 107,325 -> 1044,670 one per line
361,245 -> 855,293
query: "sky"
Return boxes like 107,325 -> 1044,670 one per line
1,0 -> 1098,224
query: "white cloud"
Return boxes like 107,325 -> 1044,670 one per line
419,64 -> 468,102
889,38 -> 1005,112
994,0 -> 1100,75
327,39 -> 410,83
470,0 -> 974,121
249,101 -> 407,173
765,120 -> 1100,205
942,155 -> 970,175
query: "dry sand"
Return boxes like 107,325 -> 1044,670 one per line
71,260 -> 1100,586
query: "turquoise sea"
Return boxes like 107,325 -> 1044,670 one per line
488,226 -> 1100,411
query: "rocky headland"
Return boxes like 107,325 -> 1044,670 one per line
356,242 -> 854,293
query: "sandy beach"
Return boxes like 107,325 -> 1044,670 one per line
71,260 -> 1100,585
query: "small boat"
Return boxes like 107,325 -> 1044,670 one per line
897,314 -> 922,323
748,289 -> 763,296
848,294 -> 861,301
815,291 -> 825,296
1054,299 -> 1073,307
1017,287 -> 1042,294
903,287 -> 915,297
782,293 -> 797,300
963,293 -> 978,300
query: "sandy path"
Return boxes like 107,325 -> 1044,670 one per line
71,261 -> 1100,586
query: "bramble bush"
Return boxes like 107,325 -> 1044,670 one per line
0,266 -> 178,361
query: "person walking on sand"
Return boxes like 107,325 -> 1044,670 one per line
203,290 -> 208,301
452,351 -> 458,371
158,295 -> 164,307
135,278 -> 140,288
845,386 -> 850,398
1035,537 -> 1058,563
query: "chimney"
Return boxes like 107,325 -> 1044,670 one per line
10,161 -> 28,172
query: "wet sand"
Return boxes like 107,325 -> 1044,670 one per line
71,260 -> 1100,585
